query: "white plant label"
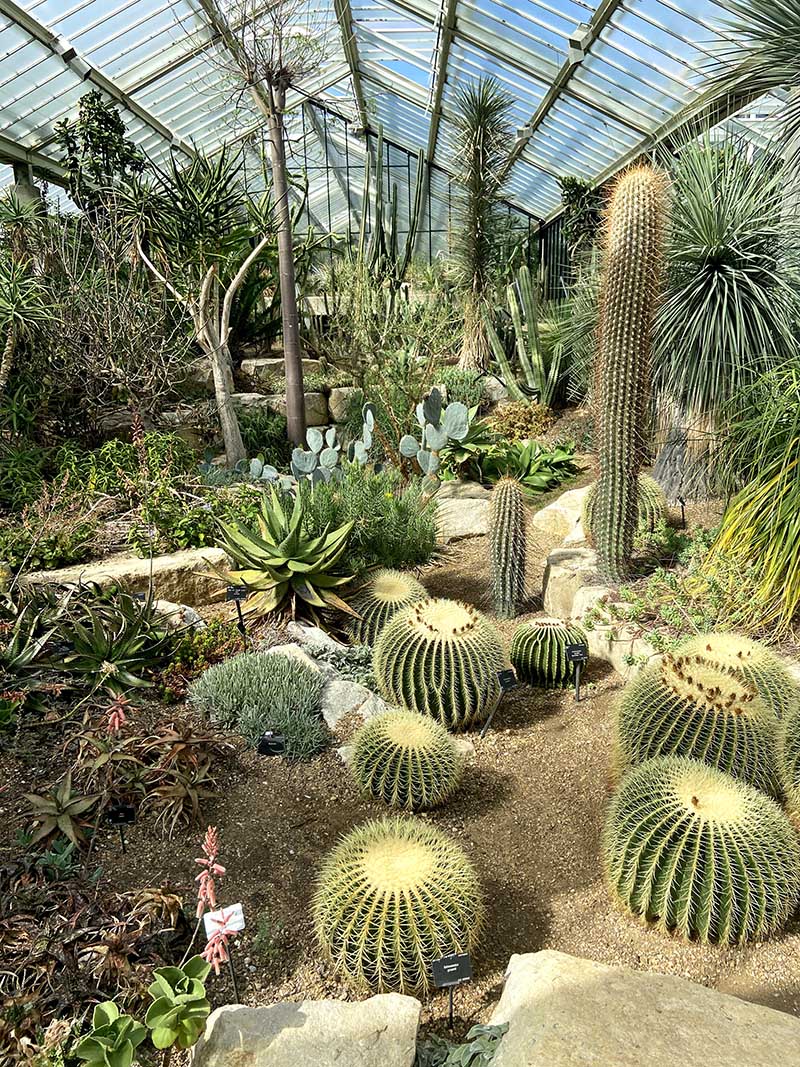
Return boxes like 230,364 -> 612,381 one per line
204,902 -> 245,939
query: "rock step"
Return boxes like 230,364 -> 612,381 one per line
239,357 -> 323,384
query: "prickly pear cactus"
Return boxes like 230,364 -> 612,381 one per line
348,569 -> 428,646
615,652 -> 781,795
603,756 -> 800,943
489,477 -> 527,618
399,387 -> 472,486
593,166 -> 668,579
583,473 -> 666,543
510,618 -> 587,688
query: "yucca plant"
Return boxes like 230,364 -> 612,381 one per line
216,486 -> 354,622
348,568 -> 427,646
313,816 -> 483,993
603,756 -> 800,944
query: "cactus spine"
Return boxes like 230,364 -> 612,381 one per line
603,756 -> 800,944
349,569 -> 427,646
373,597 -> 505,731
583,474 -> 667,543
351,709 -> 463,810
489,477 -> 527,618
593,166 -> 667,579
779,702 -> 800,812
510,618 -> 587,688
313,816 -> 483,993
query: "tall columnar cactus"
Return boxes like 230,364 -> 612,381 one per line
313,816 -> 483,993
615,652 -> 780,795
489,477 -> 527,618
603,756 -> 800,944
593,166 -> 668,579
674,633 -> 800,721
351,709 -> 463,810
348,569 -> 428,646
583,474 -> 667,543
510,618 -> 587,688
374,598 -> 505,731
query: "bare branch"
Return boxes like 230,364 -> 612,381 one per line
221,233 -> 272,341
135,238 -> 189,307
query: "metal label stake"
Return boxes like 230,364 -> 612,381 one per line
432,953 -> 473,1031
480,669 -> 518,739
227,585 -> 249,651
565,643 -> 589,703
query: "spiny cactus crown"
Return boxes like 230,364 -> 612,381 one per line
349,569 -> 427,646
351,709 -> 463,810
603,756 -> 800,944
313,816 -> 483,994
510,617 -> 587,688
583,473 -> 666,543
489,477 -> 527,619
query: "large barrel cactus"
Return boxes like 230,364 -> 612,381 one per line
779,703 -> 800,812
374,598 -> 504,730
351,709 -> 463,810
582,474 -> 666,543
593,166 -> 668,580
603,756 -> 800,944
615,653 -> 780,794
674,633 -> 800,721
489,477 -> 527,618
510,618 -> 587,688
313,816 -> 483,993
348,569 -> 427,646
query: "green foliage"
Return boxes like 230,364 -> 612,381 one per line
414,1024 -> 509,1067
489,477 -> 527,618
189,651 -> 327,759
159,618 -> 243,703
437,366 -> 485,409
615,652 -> 780,794
24,771 -> 98,849
74,1001 -> 147,1067
313,642 -> 376,688
351,709 -> 463,810
557,176 -> 603,261
144,955 -> 211,1050
236,407 -> 293,469
54,433 -> 195,499
482,439 -> 579,495
348,568 -> 427,646
510,618 -> 588,688
314,816 -> 483,993
438,414 -> 497,481
603,756 -> 800,943
594,167 -> 667,580
0,440 -> 53,511
485,401 -> 554,443
583,474 -> 667,544
0,508 -> 96,574
374,598 -> 505,730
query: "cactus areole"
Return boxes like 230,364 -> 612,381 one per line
594,166 -> 667,580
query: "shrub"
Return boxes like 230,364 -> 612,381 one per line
489,477 -> 526,618
486,401 -> 555,442
159,619 -> 243,703
313,816 -> 483,993
437,366 -> 485,409
0,441 -> 52,511
55,432 -> 195,498
615,652 -> 780,794
603,756 -> 800,943
510,618 -> 587,688
374,598 -> 505,730
188,651 -> 327,759
348,569 -> 427,646
236,407 -> 293,469
351,709 -> 463,810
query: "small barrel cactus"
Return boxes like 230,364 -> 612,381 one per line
603,756 -> 800,943
348,569 -> 427,646
615,652 -> 780,794
583,473 -> 666,543
351,709 -> 463,810
674,632 -> 800,720
373,597 -> 505,731
489,477 -> 527,618
510,618 -> 587,688
313,816 -> 483,993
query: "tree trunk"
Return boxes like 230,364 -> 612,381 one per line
265,82 -> 306,446
458,295 -> 490,372
0,327 -> 16,400
194,300 -> 246,467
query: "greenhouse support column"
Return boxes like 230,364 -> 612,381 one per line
266,80 -> 307,446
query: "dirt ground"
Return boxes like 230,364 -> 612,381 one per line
5,496 -> 800,1039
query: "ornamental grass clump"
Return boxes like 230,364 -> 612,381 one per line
603,756 -> 800,944
348,569 -> 427,646
510,618 -> 587,688
351,709 -> 463,810
374,597 -> 505,730
313,816 -> 483,993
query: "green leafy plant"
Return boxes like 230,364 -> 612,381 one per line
482,439 -> 579,495
557,176 -> 603,261
489,477 -> 527,618
415,1023 -> 509,1067
438,413 -> 498,481
158,619 -> 243,703
437,366 -> 485,409
510,618 -> 588,688
314,816 -> 483,993
399,387 -> 473,483
25,771 -> 98,848
74,1002 -> 146,1067
603,756 -> 800,943
485,401 -> 554,443
348,568 -> 427,646
144,955 -> 211,1050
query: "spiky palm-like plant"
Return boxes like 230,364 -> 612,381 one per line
450,77 -> 513,372
348,569 -> 427,646
615,652 -> 780,795
489,477 -> 527,618
313,816 -> 483,993
374,598 -> 505,731
603,756 -> 800,944
351,709 -> 463,810
583,474 -> 666,544
674,632 -> 800,721
510,618 -> 587,689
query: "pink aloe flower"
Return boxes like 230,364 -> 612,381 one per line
106,695 -> 131,735
195,825 -> 226,919
202,908 -> 239,975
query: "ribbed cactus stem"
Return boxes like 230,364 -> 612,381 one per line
489,477 -> 527,618
594,166 -> 667,580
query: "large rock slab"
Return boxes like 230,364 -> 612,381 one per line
240,357 -> 322,388
329,386 -> 357,423
530,485 -> 590,549
233,391 -> 329,427
22,548 -> 228,607
192,993 -> 420,1067
490,950 -> 800,1067
436,480 -> 490,543
542,547 -> 599,619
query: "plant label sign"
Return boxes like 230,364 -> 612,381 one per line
497,668 -> 518,691
258,731 -> 286,756
226,585 -> 249,602
204,902 -> 246,939
432,952 -> 473,989
566,643 -> 589,664
105,802 -> 136,826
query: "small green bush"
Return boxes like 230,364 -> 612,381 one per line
55,433 -> 195,497
236,408 -> 293,469
486,401 -> 555,442
437,366 -> 485,409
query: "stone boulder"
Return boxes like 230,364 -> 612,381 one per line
233,391 -> 329,427
329,386 -> 357,423
192,993 -> 420,1067
530,485 -> 590,550
239,356 -> 322,388
542,547 -> 599,620
321,678 -> 388,729
436,480 -> 490,543
490,950 -> 800,1067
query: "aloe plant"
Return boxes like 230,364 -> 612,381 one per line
74,1001 -> 147,1067
144,955 -> 211,1050
25,771 -> 98,848
216,487 -> 355,621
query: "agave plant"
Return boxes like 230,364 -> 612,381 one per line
216,486 -> 355,621
25,771 -> 99,848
